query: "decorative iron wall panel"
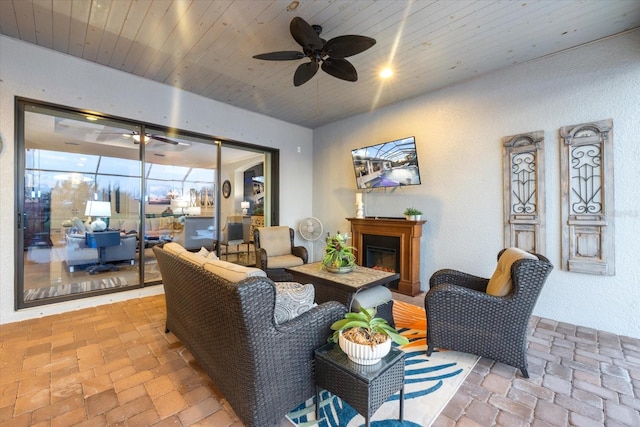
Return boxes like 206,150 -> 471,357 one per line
502,131 -> 545,254
560,119 -> 614,275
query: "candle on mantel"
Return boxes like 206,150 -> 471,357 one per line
356,192 -> 363,204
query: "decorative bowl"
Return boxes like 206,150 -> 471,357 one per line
323,264 -> 355,274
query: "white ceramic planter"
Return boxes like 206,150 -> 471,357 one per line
338,331 -> 391,365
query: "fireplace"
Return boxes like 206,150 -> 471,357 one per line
363,235 -> 400,289
348,217 -> 425,296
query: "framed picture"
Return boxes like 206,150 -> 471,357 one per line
222,180 -> 231,199
147,183 -> 171,205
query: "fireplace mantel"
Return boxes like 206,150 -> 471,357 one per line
347,217 -> 426,296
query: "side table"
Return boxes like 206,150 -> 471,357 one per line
85,231 -> 120,275
314,342 -> 405,427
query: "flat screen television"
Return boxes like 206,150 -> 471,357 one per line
351,136 -> 421,189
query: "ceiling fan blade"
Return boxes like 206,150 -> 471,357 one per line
290,17 -> 323,51
147,134 -> 179,145
294,62 -> 319,86
321,58 -> 358,82
253,51 -> 305,61
323,35 -> 376,59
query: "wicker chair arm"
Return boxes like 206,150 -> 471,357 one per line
427,282 -> 505,308
256,247 -> 268,270
292,246 -> 308,264
429,269 -> 489,292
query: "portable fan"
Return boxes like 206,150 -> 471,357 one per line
298,217 -> 324,261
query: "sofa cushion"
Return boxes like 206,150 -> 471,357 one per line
273,282 -> 316,324
179,251 -> 209,267
164,242 -> 188,255
159,216 -> 174,230
486,247 -> 538,297
203,259 -> 266,283
258,226 -> 291,257
268,254 -> 304,269
117,218 -> 139,233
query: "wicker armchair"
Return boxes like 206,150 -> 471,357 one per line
254,226 -> 308,281
424,248 -> 553,377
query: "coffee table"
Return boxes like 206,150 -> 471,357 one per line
285,262 -> 399,307
314,342 -> 405,427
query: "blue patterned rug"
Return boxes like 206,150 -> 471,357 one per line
287,301 -> 479,427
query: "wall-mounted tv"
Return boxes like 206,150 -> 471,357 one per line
351,136 -> 421,189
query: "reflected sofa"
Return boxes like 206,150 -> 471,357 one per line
65,233 -> 137,272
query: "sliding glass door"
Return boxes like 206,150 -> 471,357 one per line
142,128 -> 218,278
16,99 -> 277,308
19,103 -> 144,305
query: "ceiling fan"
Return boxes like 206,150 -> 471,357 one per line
253,17 -> 376,87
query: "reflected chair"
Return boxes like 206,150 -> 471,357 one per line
424,247 -> 553,377
219,215 -> 249,261
254,226 -> 308,281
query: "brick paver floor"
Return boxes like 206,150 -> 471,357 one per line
1,294 -> 639,426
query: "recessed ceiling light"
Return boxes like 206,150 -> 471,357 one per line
287,1 -> 299,11
380,67 -> 393,79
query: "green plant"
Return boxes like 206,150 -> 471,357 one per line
403,207 -> 422,216
329,306 -> 409,346
322,232 -> 357,268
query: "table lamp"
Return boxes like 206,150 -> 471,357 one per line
171,198 -> 189,215
241,201 -> 250,215
85,200 -> 112,231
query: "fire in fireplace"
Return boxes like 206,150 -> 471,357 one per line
367,245 -> 396,273
362,234 -> 400,289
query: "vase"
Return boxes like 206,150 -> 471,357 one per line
338,331 -> 391,365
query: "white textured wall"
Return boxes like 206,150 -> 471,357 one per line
313,30 -> 640,338
0,36 -> 313,324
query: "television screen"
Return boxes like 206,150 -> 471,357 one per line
351,136 -> 421,189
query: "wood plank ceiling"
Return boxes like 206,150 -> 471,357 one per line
1,0 -> 639,129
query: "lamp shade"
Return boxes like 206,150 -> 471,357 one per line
85,201 -> 112,217
240,201 -> 250,209
171,198 -> 189,210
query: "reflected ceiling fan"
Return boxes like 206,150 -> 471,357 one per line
121,132 -> 185,146
96,131 -> 191,152
253,17 -> 376,86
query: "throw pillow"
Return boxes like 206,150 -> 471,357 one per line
197,246 -> 219,260
486,247 -> 538,297
72,217 -> 86,234
273,282 -> 316,325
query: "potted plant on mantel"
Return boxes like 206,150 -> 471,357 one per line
404,207 -> 422,221
329,306 -> 409,365
322,232 -> 357,273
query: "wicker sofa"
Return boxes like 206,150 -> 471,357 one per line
153,243 -> 346,427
